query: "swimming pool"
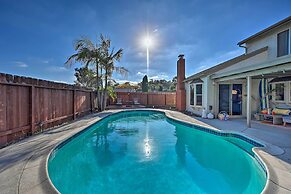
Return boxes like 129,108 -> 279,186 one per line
48,110 -> 267,194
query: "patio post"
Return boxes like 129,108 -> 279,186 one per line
247,76 -> 252,128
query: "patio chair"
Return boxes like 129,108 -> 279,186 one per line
133,98 -> 140,105
116,98 -> 122,106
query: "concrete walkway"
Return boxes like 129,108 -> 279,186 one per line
195,117 -> 291,165
0,109 -> 290,194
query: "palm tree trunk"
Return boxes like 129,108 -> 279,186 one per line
103,68 -> 108,110
96,62 -> 100,111
99,67 -> 108,111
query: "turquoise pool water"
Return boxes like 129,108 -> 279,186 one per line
48,111 -> 266,194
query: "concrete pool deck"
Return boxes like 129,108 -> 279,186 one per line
0,109 -> 290,194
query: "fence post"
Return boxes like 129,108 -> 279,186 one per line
30,86 -> 35,134
73,89 -> 76,120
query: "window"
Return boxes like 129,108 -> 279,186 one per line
190,85 -> 194,105
274,83 -> 285,101
190,83 -> 203,106
277,29 -> 289,57
195,84 -> 202,106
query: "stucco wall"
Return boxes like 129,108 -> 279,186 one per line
213,50 -> 268,76
246,21 -> 291,60
185,78 -> 262,118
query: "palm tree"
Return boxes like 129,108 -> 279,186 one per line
65,37 -> 101,88
65,34 -> 128,111
65,37 -> 103,109
99,35 -> 128,110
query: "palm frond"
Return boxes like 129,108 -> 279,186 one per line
114,66 -> 129,77
65,53 -> 79,67
112,48 -> 123,61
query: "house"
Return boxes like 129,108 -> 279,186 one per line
115,82 -> 139,92
176,16 -> 291,127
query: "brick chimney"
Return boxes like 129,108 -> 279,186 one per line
176,54 -> 186,111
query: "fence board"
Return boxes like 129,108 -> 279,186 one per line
0,73 -> 96,147
110,92 -> 176,107
0,85 -> 7,144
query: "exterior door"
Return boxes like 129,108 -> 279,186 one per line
219,84 -> 243,115
219,84 -> 230,114
232,84 -> 242,115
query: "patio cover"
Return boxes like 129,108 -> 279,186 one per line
269,76 -> 291,83
212,55 -> 291,81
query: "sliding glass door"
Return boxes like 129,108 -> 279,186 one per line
219,84 -> 242,115
219,84 -> 230,114
232,84 -> 242,115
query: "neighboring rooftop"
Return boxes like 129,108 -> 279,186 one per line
238,16 -> 291,46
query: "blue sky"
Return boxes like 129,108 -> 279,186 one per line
0,0 -> 290,84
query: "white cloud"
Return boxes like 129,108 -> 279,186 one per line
195,65 -> 207,72
115,79 -> 138,84
149,72 -> 169,80
42,60 -> 49,64
137,71 -> 146,77
47,66 -> 69,72
12,61 -> 28,68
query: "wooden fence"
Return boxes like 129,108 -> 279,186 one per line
0,73 -> 96,147
109,92 -> 176,107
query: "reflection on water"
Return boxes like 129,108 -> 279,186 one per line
144,138 -> 151,158
93,120 -> 129,167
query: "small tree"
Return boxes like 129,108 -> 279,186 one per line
142,75 -> 148,92
74,67 -> 96,88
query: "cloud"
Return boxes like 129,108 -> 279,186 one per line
41,60 -> 49,64
47,66 -> 69,72
115,79 -> 138,84
149,72 -> 169,80
195,65 -> 207,72
12,61 -> 28,68
137,71 -> 146,77
26,57 -> 52,64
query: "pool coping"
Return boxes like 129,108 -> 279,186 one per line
43,109 -> 291,194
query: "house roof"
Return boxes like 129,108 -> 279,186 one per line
211,54 -> 291,81
190,78 -> 203,84
238,16 -> 291,46
184,46 -> 268,82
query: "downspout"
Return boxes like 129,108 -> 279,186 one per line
238,44 -> 247,54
